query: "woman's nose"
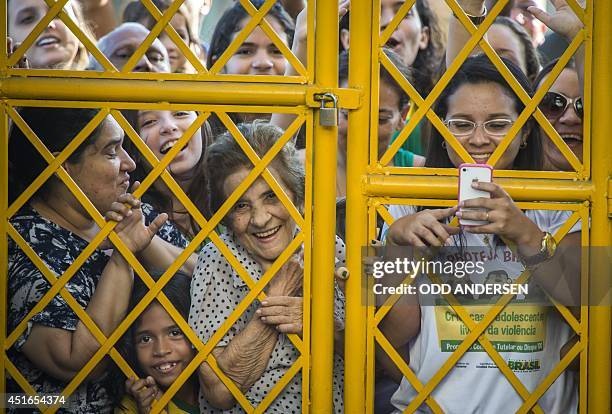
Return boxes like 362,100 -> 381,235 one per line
467,126 -> 490,146
251,51 -> 274,70
160,118 -> 179,134
250,205 -> 271,227
120,148 -> 137,172
380,8 -> 394,31
134,55 -> 154,72
557,104 -> 581,126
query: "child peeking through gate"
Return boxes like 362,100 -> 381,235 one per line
114,272 -> 199,414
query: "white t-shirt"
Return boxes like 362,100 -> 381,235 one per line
385,205 -> 579,414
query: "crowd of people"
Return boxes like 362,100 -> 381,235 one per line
6,0 -> 586,413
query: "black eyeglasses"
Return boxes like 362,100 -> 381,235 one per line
539,91 -> 583,120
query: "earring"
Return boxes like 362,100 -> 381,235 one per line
441,141 -> 447,149
520,140 -> 527,149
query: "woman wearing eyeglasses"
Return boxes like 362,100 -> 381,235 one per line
534,61 -> 584,172
382,55 -> 580,413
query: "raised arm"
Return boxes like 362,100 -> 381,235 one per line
270,1 -> 349,132
21,205 -> 166,382
527,0 -> 585,96
446,0 -> 488,68
196,259 -> 303,410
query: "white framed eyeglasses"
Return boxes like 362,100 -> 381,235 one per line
444,118 -> 514,137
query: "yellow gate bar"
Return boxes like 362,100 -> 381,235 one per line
344,0 -> 373,412
0,77 -> 360,108
588,0 -> 612,412
0,105 -> 8,406
310,0 -> 339,412
365,175 -> 594,202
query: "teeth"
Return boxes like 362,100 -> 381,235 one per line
561,135 -> 582,142
154,362 -> 177,372
254,226 -> 280,238
160,140 -> 178,154
471,153 -> 491,159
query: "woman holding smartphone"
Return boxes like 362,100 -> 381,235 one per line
382,55 -> 580,413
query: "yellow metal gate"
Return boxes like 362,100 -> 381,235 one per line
343,0 -> 611,413
0,0 -> 610,413
0,0 -> 354,412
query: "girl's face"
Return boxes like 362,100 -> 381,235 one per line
8,0 -> 80,69
444,82 -> 523,170
381,0 -> 429,66
538,68 -> 582,171
338,79 -> 404,161
223,16 -> 288,76
134,303 -> 195,389
156,13 -> 196,74
488,24 -> 528,76
137,110 -> 203,182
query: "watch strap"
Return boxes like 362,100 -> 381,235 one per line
453,6 -> 487,26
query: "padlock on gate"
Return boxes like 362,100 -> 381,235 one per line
317,93 -> 338,127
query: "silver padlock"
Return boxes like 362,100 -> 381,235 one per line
318,93 -> 338,127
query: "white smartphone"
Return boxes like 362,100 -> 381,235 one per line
458,163 -> 493,226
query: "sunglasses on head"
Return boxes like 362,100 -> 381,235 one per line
539,91 -> 583,120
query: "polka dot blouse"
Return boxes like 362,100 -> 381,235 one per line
189,231 -> 345,413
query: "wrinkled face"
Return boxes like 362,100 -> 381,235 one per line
137,110 -> 203,182
66,116 -> 136,214
381,0 -> 429,66
100,24 -> 170,72
445,82 -> 523,170
338,79 -> 404,161
8,0 -> 80,69
134,303 -> 195,389
223,17 -> 288,76
539,68 -> 582,171
224,167 -> 296,270
155,13 -> 196,74
488,23 -> 527,76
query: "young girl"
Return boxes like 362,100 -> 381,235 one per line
206,1 -> 294,76
8,0 -> 92,69
383,55 -> 579,413
115,272 -> 198,414
126,110 -> 213,247
206,1 -> 295,131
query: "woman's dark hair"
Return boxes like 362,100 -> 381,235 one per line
532,57 -> 576,90
122,0 -> 199,49
413,0 -> 444,97
205,121 -> 304,223
339,0 -> 443,97
339,48 -> 413,111
123,110 -> 213,235
493,16 -> 541,82
426,55 -> 542,170
206,2 -> 295,70
111,271 -> 193,408
8,107 -> 106,204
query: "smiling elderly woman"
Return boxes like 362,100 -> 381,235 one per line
188,122 -> 345,413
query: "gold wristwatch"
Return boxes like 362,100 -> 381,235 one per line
521,232 -> 557,267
